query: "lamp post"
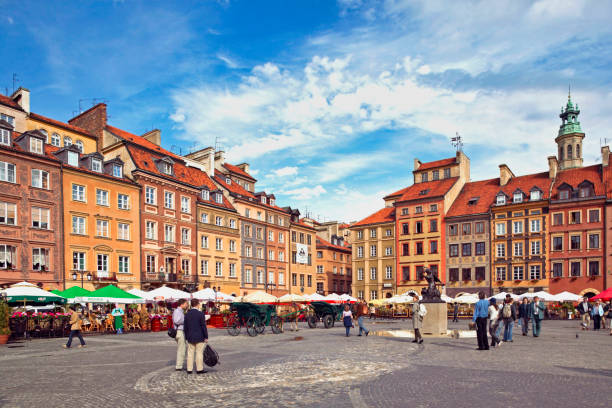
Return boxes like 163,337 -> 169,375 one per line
71,270 -> 92,288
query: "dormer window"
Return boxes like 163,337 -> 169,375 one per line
261,196 -> 267,204
112,164 -> 123,178
201,190 -> 209,200
162,162 -> 172,175
496,194 -> 506,205
91,159 -> 102,173
75,140 -> 84,152
226,177 -> 231,185
215,193 -> 223,204
0,128 -> 10,146
270,199 -> 275,206
468,197 -> 479,206
559,190 -> 569,200
64,136 -> 72,147
530,190 -> 541,201
67,151 -> 79,167
421,173 -> 428,182
513,192 -> 523,203
30,137 -> 43,154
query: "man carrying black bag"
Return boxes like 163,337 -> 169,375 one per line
184,298 -> 208,375
203,343 -> 220,368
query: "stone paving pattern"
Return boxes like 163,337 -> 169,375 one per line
1,319 -> 611,407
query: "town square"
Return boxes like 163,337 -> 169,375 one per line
1,0 -> 612,407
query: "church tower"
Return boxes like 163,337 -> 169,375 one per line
555,91 -> 585,170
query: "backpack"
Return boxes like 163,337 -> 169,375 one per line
502,304 -> 512,319
203,344 -> 220,367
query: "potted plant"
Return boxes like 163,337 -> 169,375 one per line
0,300 -> 11,344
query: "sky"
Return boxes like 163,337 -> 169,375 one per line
2,0 -> 612,223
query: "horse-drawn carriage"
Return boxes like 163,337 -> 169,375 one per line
306,301 -> 346,328
226,302 -> 282,337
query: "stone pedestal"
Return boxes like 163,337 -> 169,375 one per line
421,302 -> 448,336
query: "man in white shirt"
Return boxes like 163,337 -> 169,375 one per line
173,299 -> 189,371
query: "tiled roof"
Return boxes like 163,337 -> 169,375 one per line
446,178 -> 500,217
3,132 -> 61,163
383,185 -> 412,199
397,177 -> 459,202
316,236 -> 351,252
293,219 -> 316,230
29,112 -> 96,138
352,207 -> 395,227
496,171 -> 551,200
107,125 -> 181,160
551,165 -> 604,199
223,163 -> 256,181
214,172 -> 256,199
416,157 -> 456,171
0,94 -> 23,111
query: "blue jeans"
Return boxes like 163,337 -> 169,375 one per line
503,319 -> 513,341
532,318 -> 541,337
358,316 -> 368,335
345,326 -> 350,336
66,330 -> 85,347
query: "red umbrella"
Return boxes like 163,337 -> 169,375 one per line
591,288 -> 612,301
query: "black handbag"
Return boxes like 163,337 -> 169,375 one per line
203,344 -> 219,367
167,326 -> 177,338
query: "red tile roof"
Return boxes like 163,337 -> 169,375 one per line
551,165 -> 604,200
316,236 -> 351,252
4,131 -> 61,163
352,207 -> 396,227
496,171 -> 551,200
214,172 -> 256,199
29,112 -> 96,138
0,94 -> 23,111
384,185 -> 412,200
416,157 -> 456,171
397,177 -> 459,202
446,178 -> 500,217
107,125 -> 181,160
223,163 -> 256,181
293,219 -> 316,230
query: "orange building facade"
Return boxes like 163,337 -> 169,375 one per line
315,235 -> 351,295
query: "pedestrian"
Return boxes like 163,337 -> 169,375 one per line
342,304 -> 353,337
602,300 -> 608,330
501,295 -> 516,342
290,302 -> 299,332
355,301 -> 369,337
606,300 -> 612,336
530,296 -> 545,337
172,298 -> 189,371
411,297 -> 426,344
369,304 -> 376,319
452,302 -> 459,323
472,291 -> 489,350
184,298 -> 208,375
518,297 -> 530,336
111,304 -> 124,334
577,296 -> 591,330
591,299 -> 604,331
63,306 -> 86,349
488,298 -> 501,347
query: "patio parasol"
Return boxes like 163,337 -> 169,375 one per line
551,291 -> 582,302
76,285 -> 144,304
1,281 -> 66,305
590,288 -> 612,301
278,293 -> 308,303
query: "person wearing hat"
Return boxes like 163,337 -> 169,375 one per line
411,296 -> 426,344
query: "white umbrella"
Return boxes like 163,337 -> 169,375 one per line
305,293 -> 327,301
339,294 -> 358,302
192,288 -> 216,301
386,295 -> 415,304
127,289 -> 154,302
239,291 -> 278,304
552,291 -> 582,302
489,292 -> 520,301
279,293 -> 308,302
1,281 -> 66,304
440,294 -> 453,303
215,292 -> 235,302
531,291 -> 557,302
454,294 -> 479,304
323,293 -> 342,302
147,285 -> 191,301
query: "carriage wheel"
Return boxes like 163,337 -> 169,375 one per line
307,315 -> 317,328
270,316 -> 282,334
246,317 -> 259,337
255,317 -> 265,334
323,314 -> 334,329
226,316 -> 241,336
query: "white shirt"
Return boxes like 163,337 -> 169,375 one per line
342,310 -> 353,318
488,305 -> 499,321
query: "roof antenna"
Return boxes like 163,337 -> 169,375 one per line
12,73 -> 19,94
451,132 -> 463,152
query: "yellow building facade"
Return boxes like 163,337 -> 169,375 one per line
288,218 -> 317,295
28,112 -> 98,154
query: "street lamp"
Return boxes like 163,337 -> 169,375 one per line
72,271 -> 92,288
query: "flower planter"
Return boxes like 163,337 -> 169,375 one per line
0,334 -> 8,344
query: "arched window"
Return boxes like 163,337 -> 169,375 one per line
559,146 -> 563,160
75,140 -> 84,152
64,136 -> 72,147
576,144 -> 580,158
51,133 -> 61,147
567,144 -> 573,159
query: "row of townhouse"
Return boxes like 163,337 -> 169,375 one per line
351,95 -> 612,301
0,88 -> 337,296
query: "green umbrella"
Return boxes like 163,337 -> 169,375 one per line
76,285 -> 144,304
50,290 -> 63,295
1,281 -> 66,305
60,286 -> 91,298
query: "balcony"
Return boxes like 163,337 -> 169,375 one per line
143,272 -> 196,284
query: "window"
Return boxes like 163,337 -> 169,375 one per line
96,189 -> 109,206
64,136 -> 73,146
370,267 -> 377,280
307,275 -> 312,287
570,235 -> 581,250
496,243 -> 505,257
475,242 -> 485,255
96,253 -> 109,276
268,250 -> 274,260
245,208 -> 250,218
570,211 -> 581,224
91,159 -> 102,172
357,246 -> 363,258
0,202 -> 16,225
588,261 -> 600,276
559,189 -> 569,200
164,191 -> 174,209
145,221 -> 156,240
67,151 -> 79,166
449,224 -> 458,236
356,230 -> 363,239
257,247 -> 263,259
430,219 -> 438,232
496,267 -> 506,281
201,260 -> 209,276
530,190 -> 541,201
72,184 -> 85,202
229,240 -> 236,252
513,266 -> 524,280
449,244 -> 459,257
216,238 -> 223,251
201,213 -> 208,223
117,194 -> 129,210
30,137 -> 43,154
164,225 -> 175,242
449,268 -> 459,281
115,222 -> 129,240
113,165 -> 122,178
462,268 -> 471,281
245,269 -> 252,283
118,256 -> 130,274
31,169 -> 49,189
259,270 -> 266,284
475,267 -> 485,281
496,194 -> 506,205
382,265 -> 392,279
588,234 -> 600,249
530,241 -> 541,255
73,252 -> 85,271
0,128 -> 11,146
461,243 -> 471,256
416,242 -> 423,255
257,228 -> 262,240
146,255 -> 156,273
430,240 -> 438,254
215,193 -> 223,204
402,243 -> 410,256
570,261 -> 581,277
496,223 -> 506,235
230,219 -> 236,229
530,219 -> 541,233
529,265 -> 541,280
415,206 -> 423,214
32,248 -> 49,271
553,213 -> 563,225
181,196 -> 190,213
588,209 -> 600,223
421,173 -> 428,182
245,246 -> 251,257
401,208 -> 409,216
385,247 -> 392,256
513,242 -> 523,256
0,161 -> 15,183
552,235 -> 563,252
96,219 -> 109,237
317,265 -> 324,274
513,221 -> 523,234
357,268 -> 364,281
401,266 -> 410,281
513,192 -> 523,203
214,216 -> 223,226
279,251 -> 284,261
145,186 -> 156,205
432,170 -> 439,180
459,223 -> 470,236
415,221 -> 423,234
200,189 -> 210,201
74,140 -> 83,152
268,230 -> 273,241
444,168 -> 451,179
229,263 -> 236,278
402,223 -> 409,235
370,245 -> 377,257
552,263 -> 563,278
162,162 -> 172,175
430,204 -> 438,213
181,228 -> 190,245
72,216 -> 86,234
278,232 -> 284,243
416,266 -> 425,280
475,222 -> 484,234
0,113 -> 14,126
215,262 -> 223,277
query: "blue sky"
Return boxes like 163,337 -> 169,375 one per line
2,0 -> 612,222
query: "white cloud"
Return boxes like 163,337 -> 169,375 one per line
271,166 -> 299,177
282,185 -> 327,200
217,53 -> 239,68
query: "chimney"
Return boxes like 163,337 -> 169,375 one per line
547,156 -> 559,179
237,163 -> 250,174
69,103 -> 107,151
499,164 -> 514,186
11,87 -> 30,114
184,147 -> 215,175
602,146 -> 610,167
413,158 -> 421,171
214,150 -> 226,172
141,129 -> 161,146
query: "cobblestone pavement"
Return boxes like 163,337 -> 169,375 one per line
1,319 -> 610,407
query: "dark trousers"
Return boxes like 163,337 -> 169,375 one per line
476,317 -> 489,350
593,315 -> 601,330
414,328 -> 422,342
489,320 -> 500,346
453,313 -> 458,322
521,317 -> 529,334
66,330 -> 85,347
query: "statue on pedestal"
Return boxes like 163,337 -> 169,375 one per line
421,268 -> 443,303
